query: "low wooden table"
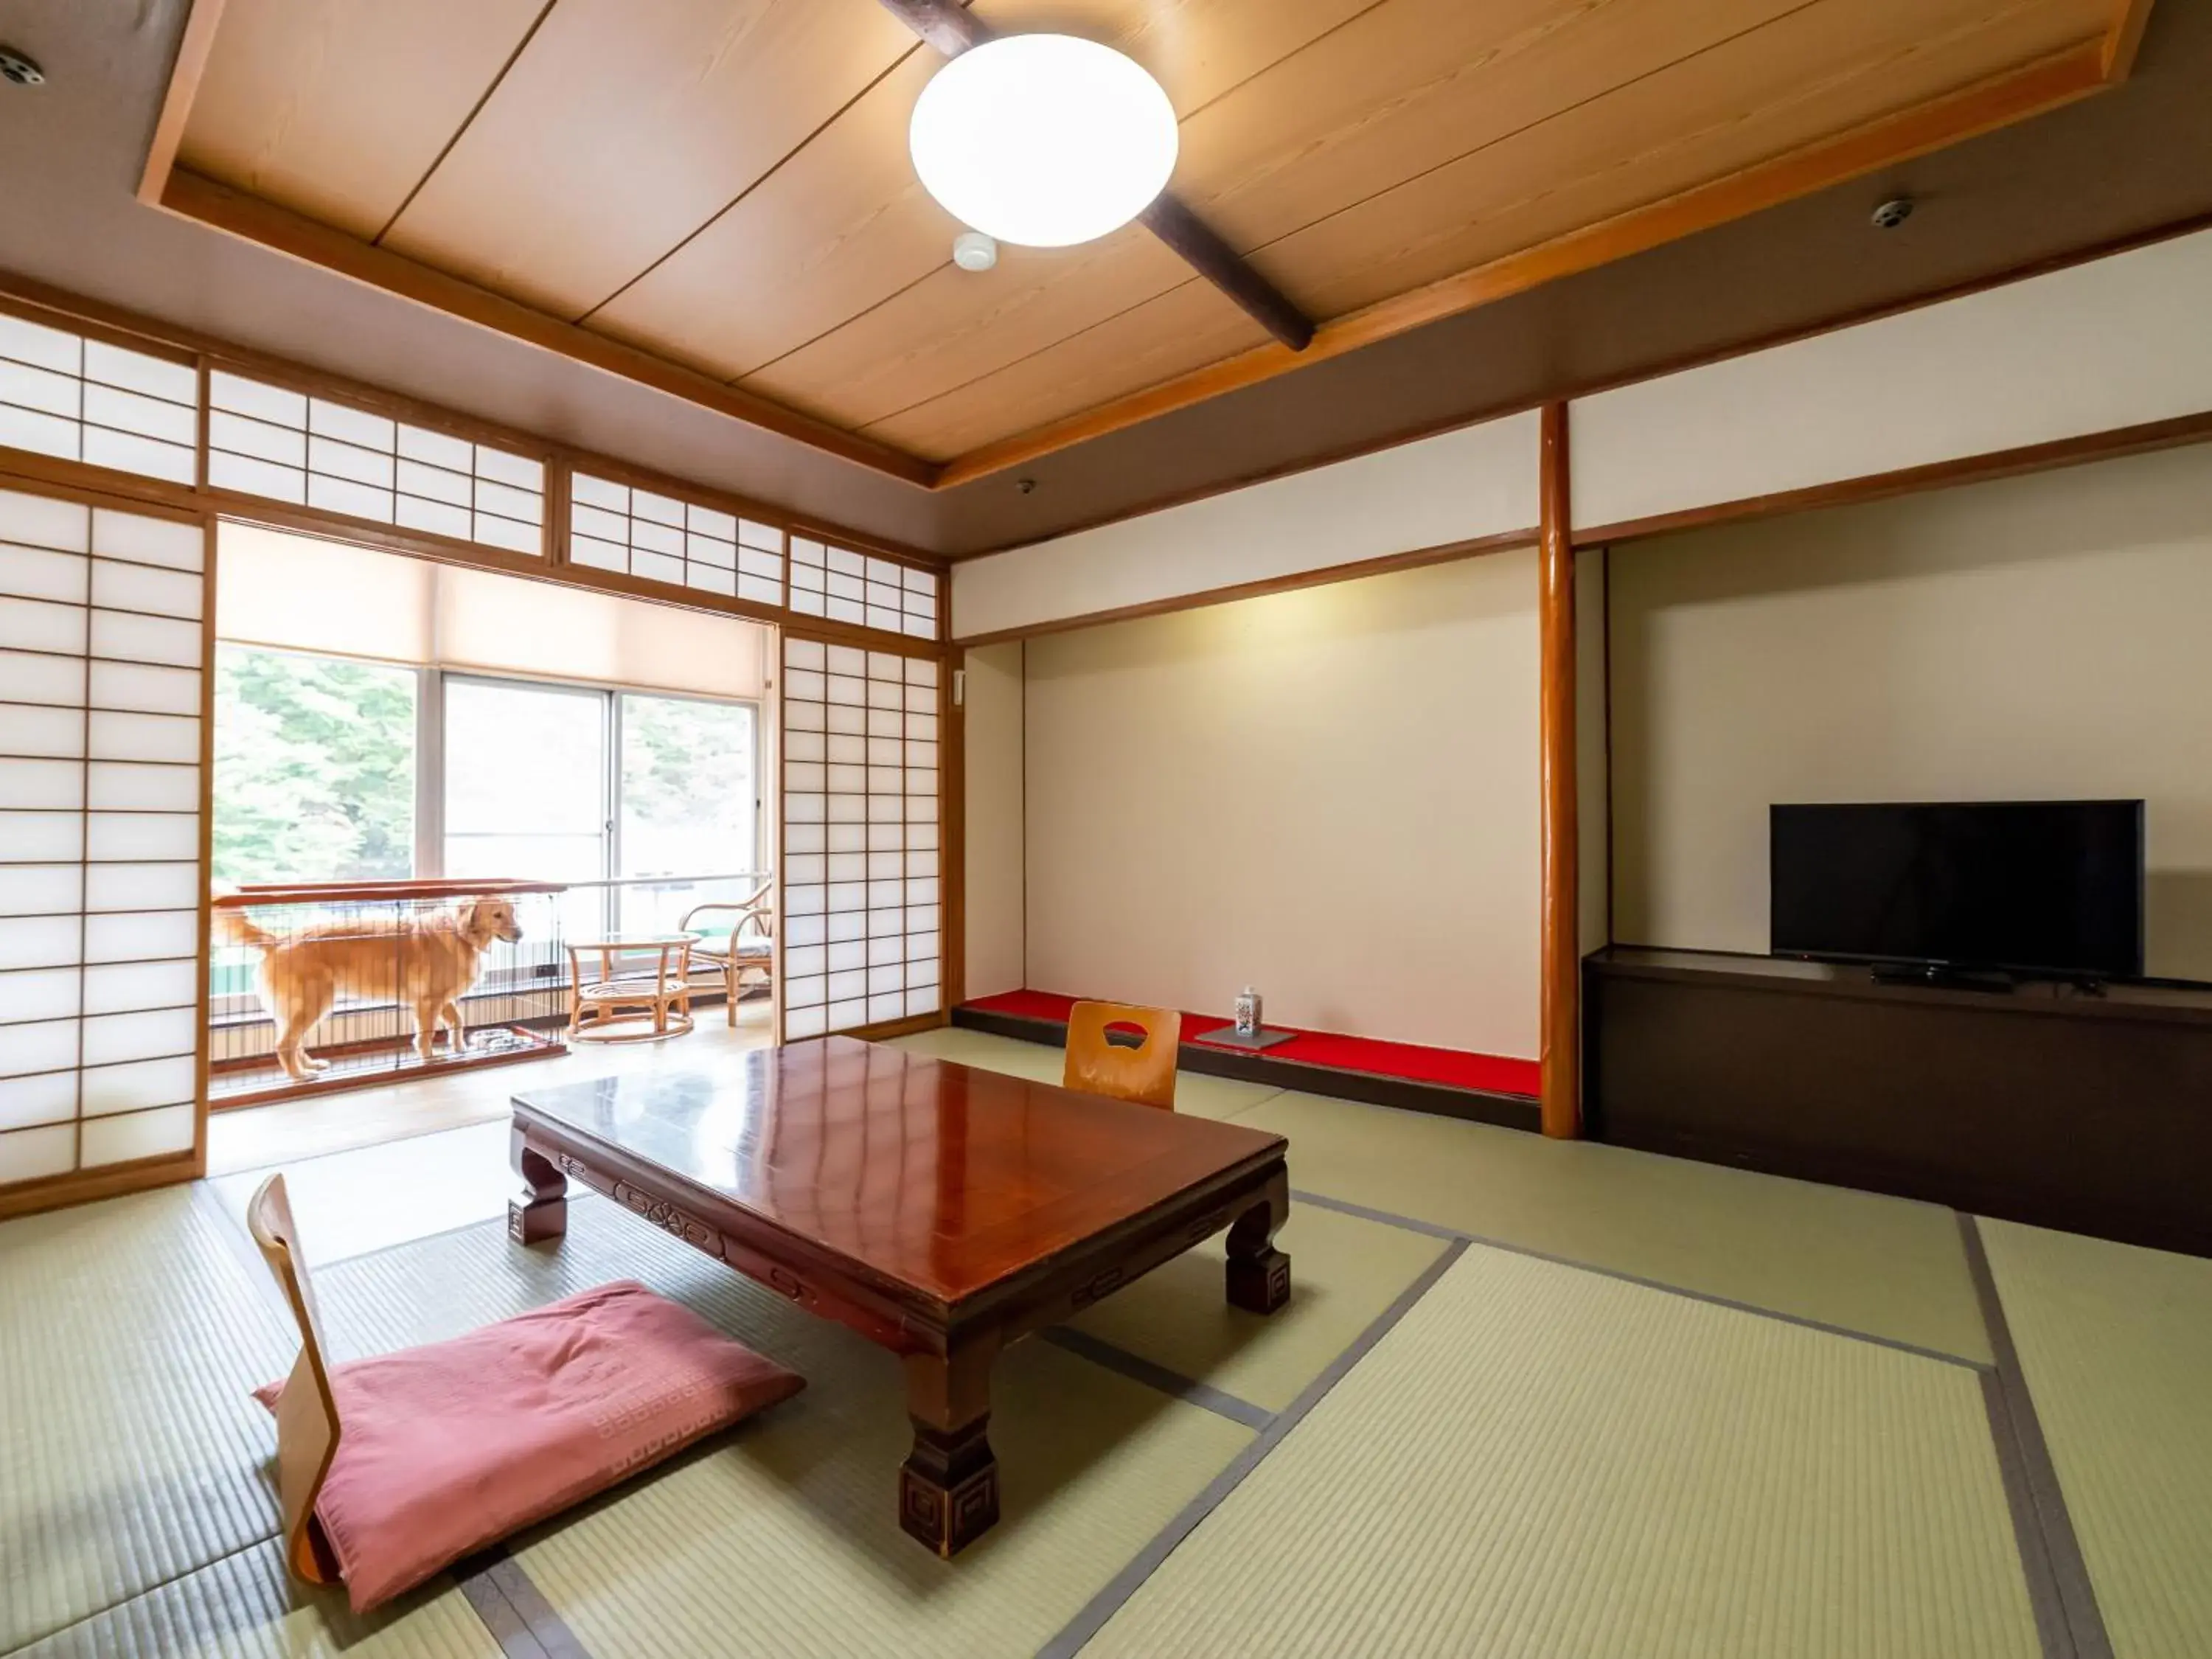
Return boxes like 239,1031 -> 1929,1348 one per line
507,1035 -> 1291,1556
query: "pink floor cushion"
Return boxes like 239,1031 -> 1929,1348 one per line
256,1279 -> 803,1612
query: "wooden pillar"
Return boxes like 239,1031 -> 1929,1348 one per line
1538,403 -> 1580,1138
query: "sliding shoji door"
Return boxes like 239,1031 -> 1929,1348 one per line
0,481 -> 209,1208
779,636 -> 942,1040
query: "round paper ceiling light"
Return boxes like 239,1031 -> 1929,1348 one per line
909,35 -> 1178,248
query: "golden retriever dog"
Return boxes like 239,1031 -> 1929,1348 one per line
219,897 -> 524,1081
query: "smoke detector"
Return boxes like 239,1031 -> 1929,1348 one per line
953,230 -> 999,273
1871,196 -> 1914,230
0,46 -> 45,87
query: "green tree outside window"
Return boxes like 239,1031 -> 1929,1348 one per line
213,646 -> 417,885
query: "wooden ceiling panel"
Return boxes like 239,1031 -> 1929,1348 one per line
1176,0 -> 1804,255
585,0 -> 1377,382
861,277 -> 1270,457
1259,0 -> 2112,320
376,0 -> 925,319
740,228 -> 1198,428
790,0 -> 2107,451
583,46 -> 952,383
178,0 -> 550,240
160,0 -> 2152,488
721,0 -> 1816,448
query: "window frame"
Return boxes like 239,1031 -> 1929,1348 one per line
209,647 -> 765,944
434,668 -> 765,936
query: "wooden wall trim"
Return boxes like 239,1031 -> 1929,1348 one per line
1573,406 -> 2212,549
931,42 -> 2115,490
192,512 -> 218,1180
155,170 -> 939,488
942,640 -> 967,1013
0,462 -> 203,523
0,1151 -> 204,1223
0,272 -> 942,563
0,280 -> 958,663
2106,0 -> 2157,79
942,208 -> 2212,564
1538,403 -> 1579,1140
952,529 -> 1537,646
136,0 -> 227,206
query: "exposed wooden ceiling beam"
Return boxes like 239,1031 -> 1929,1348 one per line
874,0 -> 1315,352
137,0 -> 227,204
877,0 -> 988,58
931,40 -> 2117,490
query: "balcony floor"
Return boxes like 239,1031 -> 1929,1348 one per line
205,995 -> 774,1175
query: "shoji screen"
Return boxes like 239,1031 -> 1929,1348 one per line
0,484 -> 206,1197
206,370 -> 544,555
780,637 -> 942,1039
788,538 -> 939,639
569,472 -> 785,607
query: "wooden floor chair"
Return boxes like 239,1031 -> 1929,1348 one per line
1064,1000 -> 1181,1110
244,1172 -> 803,1613
246,1173 -> 347,1587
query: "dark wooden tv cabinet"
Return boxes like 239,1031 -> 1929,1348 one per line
1584,947 -> 2212,1257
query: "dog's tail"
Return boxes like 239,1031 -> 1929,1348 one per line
211,888 -> 278,951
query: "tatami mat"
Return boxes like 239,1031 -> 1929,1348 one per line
1240,1090 -> 1991,1361
0,1187 -> 295,1653
1064,1199 -> 1447,1412
209,1119 -> 515,1267
521,1332 -> 1248,1659
307,1195 -> 1255,1659
1981,1218 -> 2212,1659
11,1541 -> 497,1659
886,1026 -> 1283,1120
1086,1242 -> 2039,1659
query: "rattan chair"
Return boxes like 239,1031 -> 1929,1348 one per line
1063,1000 -> 1181,1110
681,882 -> 775,1028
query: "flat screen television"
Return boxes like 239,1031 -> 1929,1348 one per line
1770,800 -> 2144,980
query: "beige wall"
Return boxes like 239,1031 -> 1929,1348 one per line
1024,552 -> 1540,1057
962,641 -> 1025,1001
1610,442 -> 2212,979
1571,224 -> 2212,531
953,411 -> 1540,640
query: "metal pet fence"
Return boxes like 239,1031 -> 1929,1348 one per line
207,879 -> 569,1109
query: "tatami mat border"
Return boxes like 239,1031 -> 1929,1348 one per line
1037,1327 -> 1275,1431
1961,1214 -> 2116,1659
1291,1186 -> 1992,1369
456,1548 -> 591,1659
61,1146 -> 2118,1659
1038,1240 -> 1473,1659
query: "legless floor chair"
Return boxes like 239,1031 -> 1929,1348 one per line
246,1174 -> 804,1612
1064,1000 -> 1182,1110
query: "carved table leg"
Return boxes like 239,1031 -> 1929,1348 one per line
900,1335 -> 1001,1556
1225,1169 -> 1292,1314
508,1127 -> 568,1245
